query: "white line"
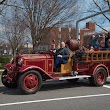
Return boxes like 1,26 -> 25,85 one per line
0,93 -> 110,107
103,85 -> 110,89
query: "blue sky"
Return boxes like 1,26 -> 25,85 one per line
79,0 -> 110,32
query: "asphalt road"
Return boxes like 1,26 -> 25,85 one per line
0,77 -> 110,110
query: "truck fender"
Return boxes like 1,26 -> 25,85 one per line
90,64 -> 109,77
19,65 -> 58,80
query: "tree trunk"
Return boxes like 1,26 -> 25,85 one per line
32,39 -> 39,53
12,49 -> 15,57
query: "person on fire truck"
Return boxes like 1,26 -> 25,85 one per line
54,42 -> 70,69
100,32 -> 110,50
89,34 -> 101,50
50,44 -> 56,53
105,32 -> 110,48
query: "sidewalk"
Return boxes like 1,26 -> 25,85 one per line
0,69 -> 4,71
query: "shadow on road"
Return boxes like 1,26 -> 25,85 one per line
0,79 -> 92,95
105,81 -> 110,84
0,86 -> 21,95
41,79 -> 90,91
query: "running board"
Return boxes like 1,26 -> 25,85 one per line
57,75 -> 91,81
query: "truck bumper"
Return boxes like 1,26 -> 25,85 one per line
4,63 -> 18,73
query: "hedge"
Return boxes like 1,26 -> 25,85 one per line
0,55 -> 11,69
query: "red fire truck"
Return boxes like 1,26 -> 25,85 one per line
1,39 -> 110,94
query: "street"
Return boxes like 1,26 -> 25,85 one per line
0,78 -> 110,110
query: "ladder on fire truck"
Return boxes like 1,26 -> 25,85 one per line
84,50 -> 110,62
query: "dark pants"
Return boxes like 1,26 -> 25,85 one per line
54,57 -> 68,68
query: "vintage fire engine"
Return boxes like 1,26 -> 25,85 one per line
1,39 -> 110,94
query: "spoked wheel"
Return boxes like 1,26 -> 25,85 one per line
1,70 -> 17,88
18,70 -> 42,94
89,67 -> 107,86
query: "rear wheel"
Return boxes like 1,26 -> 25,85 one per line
1,70 -> 17,88
89,67 -> 107,86
18,70 -> 42,94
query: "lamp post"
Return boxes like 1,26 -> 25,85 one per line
3,45 -> 7,54
58,27 -> 61,49
69,28 -> 71,39
6,45 -> 7,54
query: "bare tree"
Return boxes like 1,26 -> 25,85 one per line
0,0 -> 6,5
20,0 -> 79,52
0,0 -> 8,15
3,8 -> 26,56
84,0 -> 110,32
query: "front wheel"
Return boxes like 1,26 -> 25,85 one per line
1,70 -> 17,88
18,70 -> 42,94
89,67 -> 107,86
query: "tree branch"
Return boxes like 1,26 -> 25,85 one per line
93,0 -> 110,22
0,0 -> 6,5
91,18 -> 109,32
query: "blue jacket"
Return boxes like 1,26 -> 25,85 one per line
55,47 -> 70,60
90,36 -> 100,49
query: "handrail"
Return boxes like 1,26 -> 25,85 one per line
84,50 -> 110,62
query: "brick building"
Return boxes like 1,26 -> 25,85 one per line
39,22 -> 96,51
80,22 -> 96,46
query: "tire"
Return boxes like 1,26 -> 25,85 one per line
18,70 -> 42,94
89,67 -> 107,86
1,70 -> 17,88
67,78 -> 79,83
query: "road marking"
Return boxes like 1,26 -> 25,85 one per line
103,85 -> 110,89
0,93 -> 110,107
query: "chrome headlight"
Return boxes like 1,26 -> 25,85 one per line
18,58 -> 23,65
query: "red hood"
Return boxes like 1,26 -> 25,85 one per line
20,53 -> 53,59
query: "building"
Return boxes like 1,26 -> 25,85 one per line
80,22 -> 96,46
39,22 -> 96,51
23,22 -> 96,52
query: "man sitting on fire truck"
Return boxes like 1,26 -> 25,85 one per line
54,42 -> 70,69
